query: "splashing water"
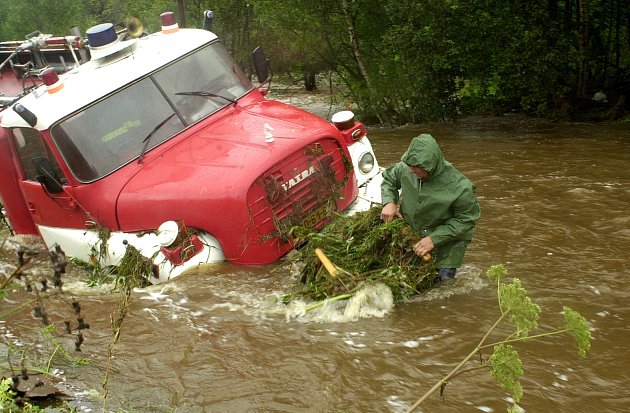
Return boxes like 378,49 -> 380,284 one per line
343,283 -> 394,319
287,283 -> 395,323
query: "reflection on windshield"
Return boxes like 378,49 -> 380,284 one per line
155,44 -> 250,124
51,42 -> 252,182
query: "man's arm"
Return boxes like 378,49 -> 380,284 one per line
429,186 -> 480,246
381,163 -> 403,205
380,163 -> 404,222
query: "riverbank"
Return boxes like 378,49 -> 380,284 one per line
268,80 -> 630,126
268,82 -> 353,121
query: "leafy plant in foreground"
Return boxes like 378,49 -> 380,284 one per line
406,264 -> 591,413
1,376 -> 41,412
1,242 -> 90,409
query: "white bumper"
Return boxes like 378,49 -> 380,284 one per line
37,225 -> 224,284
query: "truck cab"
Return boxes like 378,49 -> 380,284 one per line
0,12 -> 383,283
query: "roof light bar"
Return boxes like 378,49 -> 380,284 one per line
40,67 -> 64,94
86,23 -> 117,48
160,12 -> 179,34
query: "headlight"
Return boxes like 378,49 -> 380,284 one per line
358,152 -> 375,174
156,220 -> 179,246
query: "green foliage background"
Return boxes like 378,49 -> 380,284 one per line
1,0 -> 628,123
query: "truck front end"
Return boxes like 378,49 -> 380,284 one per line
0,12 -> 383,283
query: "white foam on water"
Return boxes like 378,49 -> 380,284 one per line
385,394 -> 412,413
129,284 -> 222,335
142,307 -> 160,321
344,283 -> 394,319
343,338 -> 367,348
554,371 -> 569,381
402,340 -> 420,348
61,281 -> 115,295
587,284 -> 600,295
287,283 -> 395,323
139,290 -> 170,302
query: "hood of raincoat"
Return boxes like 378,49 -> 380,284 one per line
380,133 -> 480,268
400,134 -> 445,176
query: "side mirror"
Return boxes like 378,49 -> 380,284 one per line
202,10 -> 214,31
252,46 -> 270,84
33,156 -> 63,193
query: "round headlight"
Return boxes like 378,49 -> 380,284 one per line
157,220 -> 179,247
358,152 -> 375,174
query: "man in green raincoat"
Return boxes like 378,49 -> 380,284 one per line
380,134 -> 480,282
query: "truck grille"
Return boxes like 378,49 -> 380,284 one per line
247,139 -> 351,242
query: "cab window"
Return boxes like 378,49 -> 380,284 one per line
11,128 -> 68,184
51,77 -> 185,182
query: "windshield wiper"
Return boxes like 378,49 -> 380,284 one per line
138,112 -> 177,164
175,90 -> 237,104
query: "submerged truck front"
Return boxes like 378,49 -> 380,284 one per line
0,13 -> 383,283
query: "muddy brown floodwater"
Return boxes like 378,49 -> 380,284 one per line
1,115 -> 629,413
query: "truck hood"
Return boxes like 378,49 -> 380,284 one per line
115,99 -> 341,232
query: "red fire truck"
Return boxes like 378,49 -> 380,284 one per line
0,12 -> 383,283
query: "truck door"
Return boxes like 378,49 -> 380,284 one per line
10,127 -> 87,231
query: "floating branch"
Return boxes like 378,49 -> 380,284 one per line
288,207 -> 436,304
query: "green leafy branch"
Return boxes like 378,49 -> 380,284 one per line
41,325 -> 90,368
1,242 -> 91,410
406,264 -> 592,413
287,207 -> 436,306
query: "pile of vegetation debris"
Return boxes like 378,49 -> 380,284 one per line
287,207 -> 437,305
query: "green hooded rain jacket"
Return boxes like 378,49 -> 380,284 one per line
381,134 -> 480,268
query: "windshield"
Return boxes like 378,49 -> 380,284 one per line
51,42 -> 252,182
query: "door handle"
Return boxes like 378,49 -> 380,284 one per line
55,197 -> 78,210
27,202 -> 40,218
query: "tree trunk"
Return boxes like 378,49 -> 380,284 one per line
340,0 -> 385,124
576,0 -> 589,98
304,72 -> 317,91
178,0 -> 186,28
614,0 -> 620,68
340,0 -> 372,92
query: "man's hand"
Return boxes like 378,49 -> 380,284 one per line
380,202 -> 402,222
413,236 -> 434,260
